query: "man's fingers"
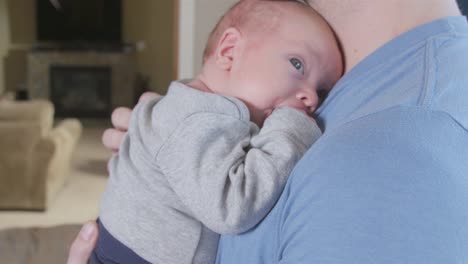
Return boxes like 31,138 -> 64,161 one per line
102,128 -> 126,152
139,91 -> 161,102
67,221 -> 98,264
111,93 -> 161,131
111,107 -> 132,131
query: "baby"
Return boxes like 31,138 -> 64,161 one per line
92,0 -> 342,263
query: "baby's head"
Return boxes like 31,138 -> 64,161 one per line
197,0 -> 343,125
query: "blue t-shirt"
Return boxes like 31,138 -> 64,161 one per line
216,16 -> 468,263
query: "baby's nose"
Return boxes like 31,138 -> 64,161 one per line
296,91 -> 318,113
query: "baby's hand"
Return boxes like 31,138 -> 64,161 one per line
277,103 -> 315,120
276,95 -> 317,119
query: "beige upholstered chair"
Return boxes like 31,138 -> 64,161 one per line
0,100 -> 82,210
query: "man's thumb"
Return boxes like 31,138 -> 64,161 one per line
67,221 -> 98,264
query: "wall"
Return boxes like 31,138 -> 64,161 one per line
178,0 -> 196,80
178,0 -> 238,79
0,0 -> 9,95
123,0 -> 176,94
4,0 -> 34,93
2,0 -> 175,95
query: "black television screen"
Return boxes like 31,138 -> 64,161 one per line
36,0 -> 122,43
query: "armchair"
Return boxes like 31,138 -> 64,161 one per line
0,100 -> 82,210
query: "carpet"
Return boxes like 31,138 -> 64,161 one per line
0,224 -> 81,264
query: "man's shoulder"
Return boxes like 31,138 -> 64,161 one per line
284,105 -> 468,217
275,105 -> 468,262
427,30 -> 468,130
295,105 -> 467,180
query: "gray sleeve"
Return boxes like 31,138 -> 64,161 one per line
156,107 -> 321,234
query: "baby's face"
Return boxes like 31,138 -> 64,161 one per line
228,5 -> 342,125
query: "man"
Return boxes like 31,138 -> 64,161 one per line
68,0 -> 468,263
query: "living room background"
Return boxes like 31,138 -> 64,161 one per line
0,0 -> 176,97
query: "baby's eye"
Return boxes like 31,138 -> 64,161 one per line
289,58 -> 304,75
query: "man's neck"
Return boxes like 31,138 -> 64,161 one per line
308,0 -> 461,73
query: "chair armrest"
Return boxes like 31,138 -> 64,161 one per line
34,119 -> 82,205
53,118 -> 83,142
32,118 -> 82,179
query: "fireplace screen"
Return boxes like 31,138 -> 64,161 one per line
50,65 -> 111,117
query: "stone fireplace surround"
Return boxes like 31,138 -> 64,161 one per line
27,50 -> 137,115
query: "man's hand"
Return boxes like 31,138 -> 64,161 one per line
102,92 -> 161,152
102,107 -> 132,152
66,221 -> 98,264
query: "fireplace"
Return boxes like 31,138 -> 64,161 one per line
27,51 -> 136,117
50,66 -> 111,117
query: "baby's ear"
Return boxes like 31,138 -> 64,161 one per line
215,27 -> 242,71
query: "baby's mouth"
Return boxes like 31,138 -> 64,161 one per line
265,109 -> 273,118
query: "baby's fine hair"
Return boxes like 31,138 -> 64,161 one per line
202,0 -> 307,63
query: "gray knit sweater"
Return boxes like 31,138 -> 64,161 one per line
99,82 -> 322,263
